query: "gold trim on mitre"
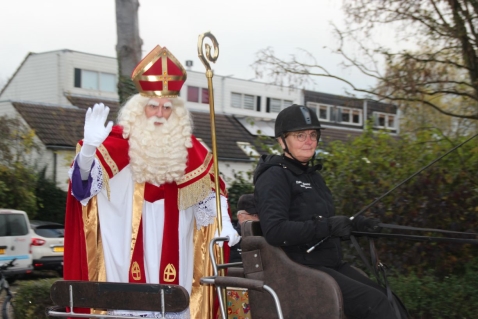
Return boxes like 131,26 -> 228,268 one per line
131,45 -> 187,98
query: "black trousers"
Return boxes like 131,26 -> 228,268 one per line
310,263 -> 407,319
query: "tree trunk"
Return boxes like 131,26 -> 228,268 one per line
115,0 -> 142,105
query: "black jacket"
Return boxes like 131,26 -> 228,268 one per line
253,154 -> 343,268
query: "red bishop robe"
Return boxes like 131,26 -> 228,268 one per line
64,126 -> 229,318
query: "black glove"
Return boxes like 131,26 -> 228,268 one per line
328,216 -> 352,237
352,215 -> 382,233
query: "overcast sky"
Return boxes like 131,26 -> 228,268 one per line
1,0 -> 379,96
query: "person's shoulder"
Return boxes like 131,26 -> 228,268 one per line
253,155 -> 285,183
254,163 -> 290,187
95,125 -> 129,177
187,134 -> 208,159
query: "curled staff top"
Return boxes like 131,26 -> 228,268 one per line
197,32 -> 219,72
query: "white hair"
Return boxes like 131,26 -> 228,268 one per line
117,94 -> 193,184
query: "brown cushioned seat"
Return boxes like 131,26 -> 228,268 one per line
240,220 -> 345,319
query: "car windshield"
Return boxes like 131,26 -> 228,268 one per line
33,227 -> 64,238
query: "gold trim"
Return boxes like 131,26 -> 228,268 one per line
131,183 -> 145,262
97,144 -> 119,175
178,174 -> 212,211
82,197 -> 106,282
84,199 -> 107,316
177,153 -> 213,185
190,218 -> 218,318
132,46 -> 187,98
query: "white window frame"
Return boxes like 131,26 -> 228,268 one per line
268,98 -> 293,113
337,107 -> 363,126
231,92 -> 256,110
307,102 -> 332,122
373,112 -> 396,129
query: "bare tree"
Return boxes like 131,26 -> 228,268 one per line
253,0 -> 478,121
116,0 -> 142,105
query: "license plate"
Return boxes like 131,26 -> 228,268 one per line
0,248 -> 4,255
53,246 -> 64,253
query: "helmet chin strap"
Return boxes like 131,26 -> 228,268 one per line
281,136 -> 314,165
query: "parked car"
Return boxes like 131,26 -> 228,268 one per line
0,209 -> 34,281
29,220 -> 64,276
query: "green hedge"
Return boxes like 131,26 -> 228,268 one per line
13,278 -> 58,319
388,259 -> 478,319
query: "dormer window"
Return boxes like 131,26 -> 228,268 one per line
337,107 -> 362,126
373,112 -> 396,129
307,102 -> 331,122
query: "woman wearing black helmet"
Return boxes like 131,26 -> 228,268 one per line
253,104 -> 407,319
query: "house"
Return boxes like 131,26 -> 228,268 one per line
0,49 -> 399,190
304,91 -> 399,145
0,49 -> 299,190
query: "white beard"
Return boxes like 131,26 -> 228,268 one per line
127,114 -> 190,185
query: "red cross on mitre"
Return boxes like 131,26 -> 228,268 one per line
131,45 -> 187,98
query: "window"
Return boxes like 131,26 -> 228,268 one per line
307,102 -> 331,122
231,92 -> 256,110
337,107 -> 362,125
270,99 -> 282,113
187,86 -> 199,102
373,112 -> 396,129
187,86 -> 209,104
100,73 -> 116,92
0,214 -> 28,236
243,95 -> 254,110
267,98 -> 293,113
74,68 -> 116,92
231,93 -> 242,108
202,88 -> 209,104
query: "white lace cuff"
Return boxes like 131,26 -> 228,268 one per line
193,192 -> 228,229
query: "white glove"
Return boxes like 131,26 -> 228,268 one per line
218,208 -> 241,247
77,103 -> 113,180
83,103 -> 113,147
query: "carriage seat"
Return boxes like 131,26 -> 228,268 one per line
239,220 -> 345,319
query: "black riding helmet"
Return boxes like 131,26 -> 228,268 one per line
275,104 -> 323,137
275,104 -> 323,164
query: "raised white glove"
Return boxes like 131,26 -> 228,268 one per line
218,208 -> 241,247
77,103 -> 113,180
83,103 -> 113,147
